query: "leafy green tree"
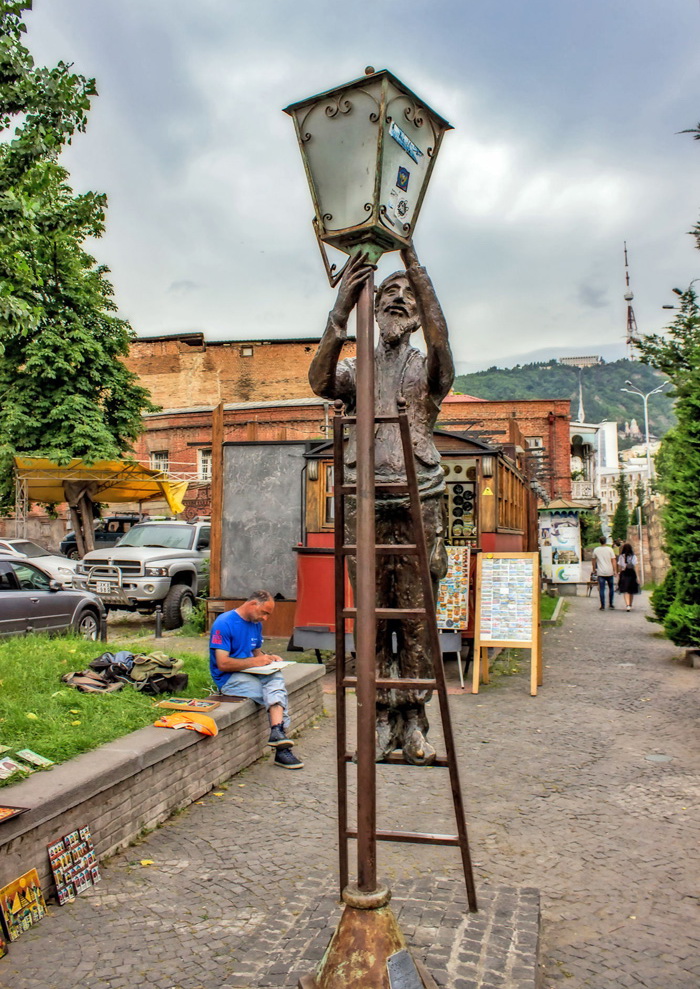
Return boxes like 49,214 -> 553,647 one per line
611,469 -> 631,543
0,1 -> 155,552
636,285 -> 700,646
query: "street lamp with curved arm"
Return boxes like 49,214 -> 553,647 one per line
620,380 -> 671,480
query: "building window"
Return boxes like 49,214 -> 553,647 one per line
150,450 -> 169,472
324,464 -> 334,526
240,345 -> 254,357
526,436 -> 544,449
198,449 -> 212,481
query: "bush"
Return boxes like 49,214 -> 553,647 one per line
650,569 -> 677,623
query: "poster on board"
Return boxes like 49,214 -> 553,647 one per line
478,555 -> 534,643
436,545 -> 470,630
538,511 -> 581,583
473,551 -> 542,695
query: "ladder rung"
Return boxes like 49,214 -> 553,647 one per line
341,544 -> 419,556
344,752 -> 448,768
342,607 -> 427,619
340,414 -> 400,424
343,676 -> 437,690
340,482 -> 409,495
345,828 -> 460,846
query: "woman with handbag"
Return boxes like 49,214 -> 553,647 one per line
617,542 -> 640,611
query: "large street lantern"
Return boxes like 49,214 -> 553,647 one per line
283,68 -> 452,281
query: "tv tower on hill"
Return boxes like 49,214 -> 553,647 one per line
623,241 -> 639,358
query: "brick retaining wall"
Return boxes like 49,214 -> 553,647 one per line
0,664 -> 324,897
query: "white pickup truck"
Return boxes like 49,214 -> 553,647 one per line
74,519 -> 210,628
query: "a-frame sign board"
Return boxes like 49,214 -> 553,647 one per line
472,551 -> 543,696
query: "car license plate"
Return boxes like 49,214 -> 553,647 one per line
96,581 -> 113,594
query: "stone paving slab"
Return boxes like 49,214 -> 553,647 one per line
233,877 -> 539,989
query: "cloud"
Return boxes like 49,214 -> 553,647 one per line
21,0 -> 700,369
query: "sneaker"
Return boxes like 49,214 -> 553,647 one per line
268,725 -> 293,749
274,748 -> 304,770
626,606 -> 631,612
599,606 -> 605,610
609,605 -> 615,609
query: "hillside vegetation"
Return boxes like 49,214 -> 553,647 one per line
454,358 -> 674,441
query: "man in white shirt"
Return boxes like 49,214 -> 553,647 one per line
591,537 -> 618,610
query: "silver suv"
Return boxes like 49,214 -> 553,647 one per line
74,520 -> 210,629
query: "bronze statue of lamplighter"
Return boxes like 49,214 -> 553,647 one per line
285,68 -> 471,989
309,244 -> 454,765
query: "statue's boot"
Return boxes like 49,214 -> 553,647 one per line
375,709 -> 400,762
402,712 -> 436,766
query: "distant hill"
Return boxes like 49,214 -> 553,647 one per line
453,358 -> 674,445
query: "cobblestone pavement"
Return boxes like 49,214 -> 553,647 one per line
2,592 -> 700,988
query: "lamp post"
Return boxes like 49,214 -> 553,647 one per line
285,69 -> 452,989
620,380 -> 670,482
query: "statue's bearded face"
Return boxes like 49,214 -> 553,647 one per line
375,276 -> 420,343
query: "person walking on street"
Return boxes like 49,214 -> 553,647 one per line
592,537 -> 618,610
617,542 -> 640,611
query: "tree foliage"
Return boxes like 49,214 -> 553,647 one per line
453,358 -> 674,443
0,2 -> 155,540
636,285 -> 700,646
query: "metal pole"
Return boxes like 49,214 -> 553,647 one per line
637,505 -> 645,587
354,272 -> 377,893
643,394 -> 652,482
155,604 -> 163,639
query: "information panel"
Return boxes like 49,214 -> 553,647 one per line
473,552 -> 542,696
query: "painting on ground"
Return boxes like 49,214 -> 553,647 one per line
0,869 -> 47,941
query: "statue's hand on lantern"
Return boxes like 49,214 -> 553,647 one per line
332,251 -> 375,326
400,239 -> 420,271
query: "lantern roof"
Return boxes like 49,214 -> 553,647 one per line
283,68 -> 453,133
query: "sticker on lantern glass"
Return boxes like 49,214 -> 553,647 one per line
389,122 -> 423,163
396,166 -> 410,191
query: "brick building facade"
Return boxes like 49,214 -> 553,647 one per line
127,334 -> 572,513
123,333 -> 357,409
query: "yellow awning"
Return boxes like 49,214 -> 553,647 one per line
13,457 -> 188,516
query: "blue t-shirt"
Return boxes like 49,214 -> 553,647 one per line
209,610 -> 263,689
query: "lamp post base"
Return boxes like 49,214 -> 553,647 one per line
298,884 -> 438,989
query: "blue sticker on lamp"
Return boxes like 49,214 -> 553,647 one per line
396,166 -> 410,191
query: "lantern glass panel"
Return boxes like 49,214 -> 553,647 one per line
378,83 -> 434,244
298,79 -> 383,234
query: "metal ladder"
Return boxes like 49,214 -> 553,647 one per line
332,397 -> 478,913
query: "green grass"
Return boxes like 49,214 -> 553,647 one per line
0,635 -> 214,784
540,596 -> 559,621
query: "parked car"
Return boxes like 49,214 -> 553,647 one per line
74,519 -> 210,629
0,538 -> 78,585
0,555 -> 105,639
60,514 -> 145,560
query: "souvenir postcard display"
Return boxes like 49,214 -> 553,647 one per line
0,869 -> 47,941
47,826 -> 101,905
479,555 -> 534,643
436,545 -> 471,630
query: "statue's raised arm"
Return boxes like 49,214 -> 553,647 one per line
400,241 -> 454,403
308,252 -> 374,401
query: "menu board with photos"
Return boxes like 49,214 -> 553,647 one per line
436,545 -> 471,631
478,555 -> 534,642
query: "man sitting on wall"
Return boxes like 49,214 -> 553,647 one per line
209,590 -> 304,770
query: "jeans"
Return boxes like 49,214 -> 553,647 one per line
220,671 -> 290,730
598,574 -> 614,607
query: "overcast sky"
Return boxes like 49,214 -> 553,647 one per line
26,0 -> 700,373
